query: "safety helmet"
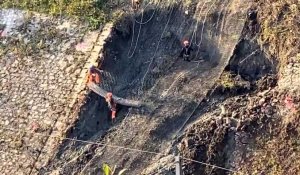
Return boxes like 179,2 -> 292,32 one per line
183,40 -> 189,46
89,65 -> 95,70
107,92 -> 113,98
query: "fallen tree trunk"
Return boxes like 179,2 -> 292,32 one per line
87,82 -> 143,108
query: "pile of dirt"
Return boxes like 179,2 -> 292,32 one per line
176,75 -> 280,174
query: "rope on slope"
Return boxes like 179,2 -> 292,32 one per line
217,0 -> 233,47
127,11 -> 144,58
139,4 -> 175,94
174,85 -> 218,139
134,1 -> 159,25
128,1 -> 160,58
190,0 -> 210,47
1,126 -> 237,173
195,0 -> 218,58
239,49 -> 259,64
215,0 -> 229,30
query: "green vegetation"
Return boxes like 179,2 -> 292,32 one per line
102,163 -> 127,175
0,0 -> 109,29
257,0 -> 300,70
218,71 -> 235,89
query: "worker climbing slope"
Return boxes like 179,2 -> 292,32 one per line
105,92 -> 117,123
179,40 -> 193,62
87,65 -> 101,85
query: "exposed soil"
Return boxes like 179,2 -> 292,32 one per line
40,1 -> 264,174
142,0 -> 300,174
0,0 -> 298,174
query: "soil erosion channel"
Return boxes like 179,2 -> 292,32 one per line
43,1 -> 251,174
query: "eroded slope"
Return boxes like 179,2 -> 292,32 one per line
43,0 -> 251,174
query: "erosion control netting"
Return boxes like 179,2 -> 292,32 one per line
42,1 -> 251,174
226,38 -> 277,81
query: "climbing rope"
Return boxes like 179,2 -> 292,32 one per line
195,0 -> 218,58
215,0 -> 228,30
139,4 -> 175,94
239,49 -> 259,64
134,5 -> 158,25
127,1 -> 159,58
190,0 -> 210,47
218,0 -> 233,47
127,11 -> 144,58
174,84 -> 218,139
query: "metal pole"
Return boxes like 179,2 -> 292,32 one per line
175,155 -> 183,175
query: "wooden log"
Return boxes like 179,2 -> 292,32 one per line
87,82 -> 143,108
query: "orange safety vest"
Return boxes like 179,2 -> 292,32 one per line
105,96 -> 117,119
88,72 -> 100,84
105,96 -> 117,111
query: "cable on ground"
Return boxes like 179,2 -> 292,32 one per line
1,126 -> 238,173
128,1 -> 159,58
139,4 -> 175,94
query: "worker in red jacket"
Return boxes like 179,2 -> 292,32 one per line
87,65 -> 101,84
179,40 -> 193,62
105,92 -> 117,122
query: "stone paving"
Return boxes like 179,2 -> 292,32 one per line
0,9 -> 113,174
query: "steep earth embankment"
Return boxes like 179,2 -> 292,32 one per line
42,0 -> 252,174
150,0 -> 300,175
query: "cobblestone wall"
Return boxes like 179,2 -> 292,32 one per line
0,9 -> 113,174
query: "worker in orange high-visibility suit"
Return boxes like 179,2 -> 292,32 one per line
105,92 -> 117,122
87,65 -> 101,84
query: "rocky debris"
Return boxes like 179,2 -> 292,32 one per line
168,74 -> 288,174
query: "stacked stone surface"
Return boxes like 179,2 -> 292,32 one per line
0,9 -> 107,174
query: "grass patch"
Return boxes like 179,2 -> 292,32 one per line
0,0 -> 109,29
217,71 -> 235,89
257,0 -> 300,70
